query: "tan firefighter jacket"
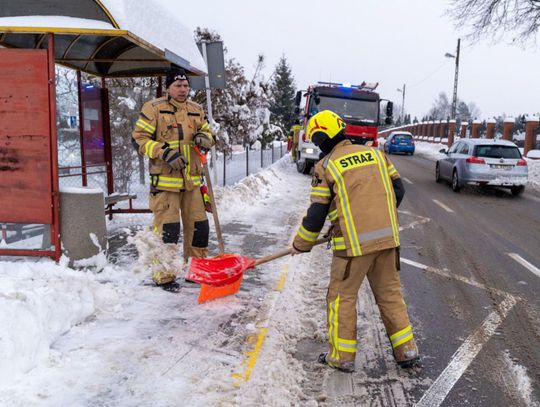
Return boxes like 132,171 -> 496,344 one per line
132,95 -> 213,192
289,124 -> 302,144
293,139 -> 401,257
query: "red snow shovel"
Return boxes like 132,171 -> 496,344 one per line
186,238 -> 329,303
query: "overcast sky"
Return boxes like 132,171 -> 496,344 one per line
161,0 -> 540,119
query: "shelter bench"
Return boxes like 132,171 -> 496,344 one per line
105,193 -> 138,220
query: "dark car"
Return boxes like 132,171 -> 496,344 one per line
384,131 -> 415,155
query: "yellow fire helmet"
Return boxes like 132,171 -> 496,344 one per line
306,110 -> 346,146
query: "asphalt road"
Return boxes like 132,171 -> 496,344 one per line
392,152 -> 540,406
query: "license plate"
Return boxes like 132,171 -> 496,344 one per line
399,143 -> 408,145
491,165 -> 512,170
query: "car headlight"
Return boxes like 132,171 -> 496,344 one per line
305,148 -> 314,154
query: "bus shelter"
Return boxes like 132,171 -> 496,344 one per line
0,0 -> 207,260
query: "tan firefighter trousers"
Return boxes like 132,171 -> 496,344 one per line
326,247 -> 414,365
291,142 -> 298,162
149,189 -> 209,261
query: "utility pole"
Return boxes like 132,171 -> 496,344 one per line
201,41 -> 218,183
397,84 -> 406,122
451,39 -> 461,120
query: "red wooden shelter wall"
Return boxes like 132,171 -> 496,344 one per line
0,49 -> 53,224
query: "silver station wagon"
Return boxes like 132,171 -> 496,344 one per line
435,139 -> 528,195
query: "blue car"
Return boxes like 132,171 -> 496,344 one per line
384,132 -> 415,155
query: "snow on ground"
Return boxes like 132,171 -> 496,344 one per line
2,147 -> 536,406
501,351 -> 539,407
411,140 -> 540,192
0,156 -> 318,406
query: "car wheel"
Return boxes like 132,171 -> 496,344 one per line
452,170 -> 461,192
297,157 -> 313,175
511,186 -> 525,196
435,163 -> 441,183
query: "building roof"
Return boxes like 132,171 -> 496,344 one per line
0,0 -> 206,77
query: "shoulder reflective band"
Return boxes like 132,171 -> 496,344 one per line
373,150 -> 400,246
297,225 -> 319,242
327,161 -> 362,256
333,151 -> 378,173
144,141 -> 160,159
390,325 -> 413,348
310,186 -> 331,198
136,118 -> 156,134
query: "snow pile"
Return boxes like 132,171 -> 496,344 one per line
526,158 -> 540,190
0,262 -> 98,386
413,141 -> 447,161
216,157 -> 292,222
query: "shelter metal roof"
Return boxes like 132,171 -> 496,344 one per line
0,0 -> 207,77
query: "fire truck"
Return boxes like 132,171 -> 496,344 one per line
294,81 -> 393,174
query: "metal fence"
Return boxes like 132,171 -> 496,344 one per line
1,141 -> 287,250
58,141 -> 287,200
213,143 -> 286,186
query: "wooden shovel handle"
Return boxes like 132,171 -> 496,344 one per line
253,238 -> 329,267
203,164 -> 225,254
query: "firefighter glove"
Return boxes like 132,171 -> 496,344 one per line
163,148 -> 187,171
193,132 -> 213,151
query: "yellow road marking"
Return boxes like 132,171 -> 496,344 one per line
232,327 -> 268,387
276,264 -> 289,292
232,263 -> 289,387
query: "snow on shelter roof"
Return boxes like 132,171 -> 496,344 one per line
0,0 -> 207,77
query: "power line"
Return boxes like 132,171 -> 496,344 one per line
409,60 -> 451,88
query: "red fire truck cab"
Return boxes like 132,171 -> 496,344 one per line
294,81 -> 393,174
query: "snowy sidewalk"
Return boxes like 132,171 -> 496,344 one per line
0,158 -> 315,406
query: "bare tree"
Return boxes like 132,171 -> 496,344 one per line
449,0 -> 540,42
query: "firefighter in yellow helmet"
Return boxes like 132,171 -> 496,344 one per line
291,110 -> 418,372
288,119 -> 302,162
132,67 -> 214,289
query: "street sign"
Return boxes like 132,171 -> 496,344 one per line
189,41 -> 226,90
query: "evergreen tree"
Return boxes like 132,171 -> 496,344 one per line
269,55 -> 297,135
456,101 -> 471,121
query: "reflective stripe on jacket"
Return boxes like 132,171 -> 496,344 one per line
293,139 -> 401,257
132,95 -> 213,192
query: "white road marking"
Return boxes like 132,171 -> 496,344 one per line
432,199 -> 454,213
401,258 -> 509,297
507,253 -> 540,278
403,177 -> 414,184
402,257 -> 519,406
416,294 -> 518,407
